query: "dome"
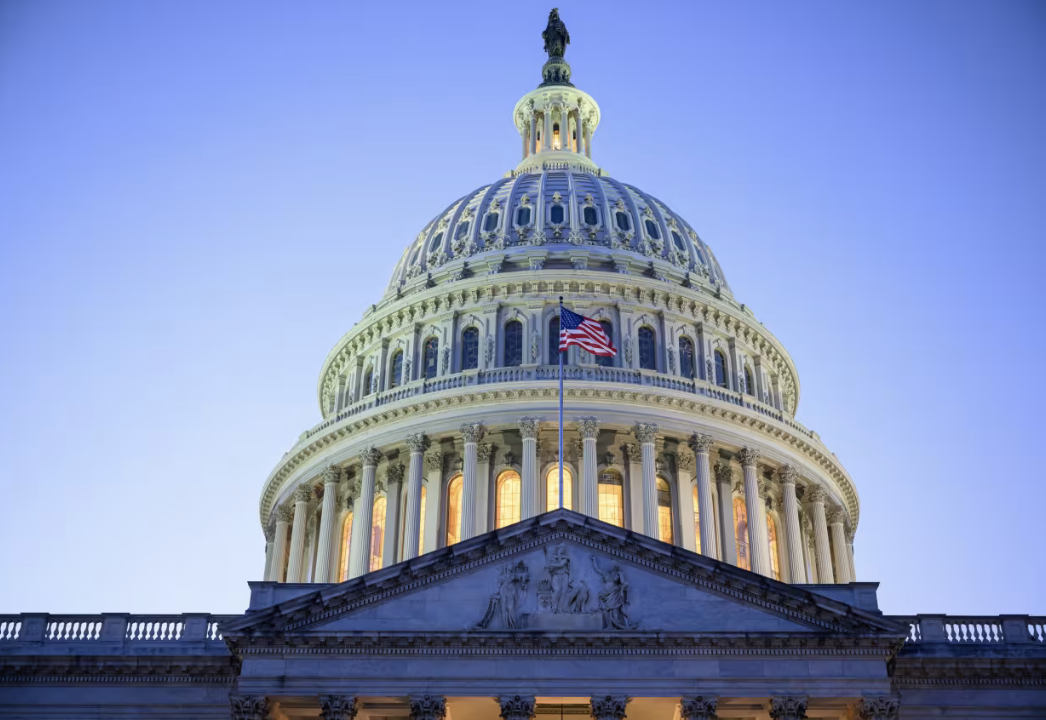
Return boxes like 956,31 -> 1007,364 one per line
386,171 -> 731,296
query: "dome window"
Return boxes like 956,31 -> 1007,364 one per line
744,366 -> 755,396
615,211 -> 631,232
461,327 -> 479,371
672,231 -> 685,251
714,350 -> 728,388
638,327 -> 656,370
596,321 -> 614,367
516,206 -> 532,226
362,368 -> 373,397
694,247 -> 706,265
389,350 -> 404,389
645,219 -> 660,240
552,122 -> 561,150
455,221 -> 470,240
550,204 -> 565,224
483,212 -> 499,233
423,337 -> 439,379
504,320 -> 523,367
429,231 -> 444,252
656,477 -> 673,544
679,337 -> 695,378
583,206 -> 598,226
597,469 -> 624,527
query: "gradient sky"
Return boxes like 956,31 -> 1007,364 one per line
1,0 -> 1043,616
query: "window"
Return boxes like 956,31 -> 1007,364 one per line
767,513 -> 781,581
455,221 -> 470,240
461,327 -> 479,370
484,212 -> 499,232
714,351 -> 727,388
694,246 -> 706,265
596,321 -> 614,367
496,470 -> 521,529
370,496 -> 387,572
583,206 -> 598,226
516,206 -> 531,226
615,211 -> 631,232
550,204 -> 565,224
552,123 -> 561,150
548,316 -> 561,364
423,338 -> 439,379
744,367 -> 755,396
389,350 -> 403,388
546,465 -> 573,511
338,511 -> 353,582
504,320 -> 523,367
733,497 -> 750,571
446,475 -> 463,546
656,477 -> 673,544
672,231 -> 685,251
363,369 -> 373,397
692,485 -> 702,554
638,327 -> 656,370
679,337 -> 695,378
429,231 -> 444,252
598,469 -> 624,527
645,219 -> 660,239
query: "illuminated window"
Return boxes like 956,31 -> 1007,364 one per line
596,320 -> 614,367
767,512 -> 781,581
516,206 -> 531,226
338,511 -> 353,582
656,477 -> 673,544
550,204 -> 565,224
461,327 -> 479,370
679,337 -> 695,378
598,469 -> 624,527
546,465 -> 573,511
615,211 -> 631,232
583,206 -> 598,226
370,497 -> 387,572
363,369 -> 373,397
423,338 -> 439,379
733,497 -> 750,571
446,475 -> 463,546
504,320 -> 523,367
429,231 -> 443,252
548,316 -> 561,364
552,122 -> 561,150
638,327 -> 656,370
389,350 -> 403,388
692,485 -> 701,554
483,212 -> 499,232
496,470 -> 521,528
744,367 -> 755,396
714,351 -> 728,388
645,219 -> 660,240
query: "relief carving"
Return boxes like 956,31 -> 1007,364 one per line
538,543 -> 590,614
475,560 -> 530,630
591,555 -> 635,630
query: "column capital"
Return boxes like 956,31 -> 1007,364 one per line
518,417 -> 540,439
322,464 -> 341,485
409,695 -> 447,720
577,417 -> 601,439
857,697 -> 899,720
425,451 -> 444,472
714,460 -> 734,485
461,422 -> 485,444
385,462 -> 406,486
477,443 -> 494,463
777,464 -> 800,485
623,442 -> 642,461
294,485 -> 314,503
846,527 -> 856,544
590,696 -> 630,720
320,696 -> 359,720
406,433 -> 430,453
805,484 -> 827,504
230,695 -> 270,720
769,696 -> 808,720
497,695 -> 536,720
737,447 -> 760,467
688,433 -> 715,454
275,506 -> 293,524
676,452 -> 695,472
679,697 -> 718,720
361,446 -> 383,467
631,422 -> 659,445
263,523 -> 276,543
826,507 -> 846,525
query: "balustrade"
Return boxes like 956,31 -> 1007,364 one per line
891,615 -> 1046,645
0,613 -> 235,653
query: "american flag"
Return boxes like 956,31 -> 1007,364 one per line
558,307 -> 617,357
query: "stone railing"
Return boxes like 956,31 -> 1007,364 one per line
305,365 -> 814,444
0,613 -> 234,654
891,614 -> 1046,645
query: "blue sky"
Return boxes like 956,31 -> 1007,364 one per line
0,0 -> 1043,615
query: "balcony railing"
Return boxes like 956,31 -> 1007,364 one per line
0,613 -> 234,654
890,614 -> 1046,645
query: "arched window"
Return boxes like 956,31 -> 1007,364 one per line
714,351 -> 728,388
583,206 -> 598,226
483,211 -> 499,232
516,206 -> 531,226
496,470 -> 521,529
504,320 -> 523,367
679,337 -> 695,378
644,219 -> 660,239
692,485 -> 702,554
389,350 -> 403,388
461,327 -> 479,370
615,210 -> 631,232
598,469 -> 624,527
550,203 -> 565,224
767,513 -> 781,581
546,465 -> 573,511
548,316 -> 561,364
552,122 -> 561,150
363,368 -> 374,397
744,366 -> 755,396
370,496 -> 387,572
733,497 -> 750,571
596,320 -> 614,367
446,475 -> 463,546
338,511 -> 353,582
656,477 -> 673,544
638,327 -> 656,370
423,338 -> 439,379
429,231 -> 444,252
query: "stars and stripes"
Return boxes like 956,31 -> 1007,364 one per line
558,307 -> 617,357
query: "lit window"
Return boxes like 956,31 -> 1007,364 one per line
338,511 -> 353,582
638,327 -> 656,370
692,485 -> 701,554
389,350 -> 403,388
504,320 -> 523,367
484,212 -> 499,232
461,327 -> 479,370
552,123 -> 561,150
370,496 -> 387,572
446,475 -> 463,546
583,206 -> 598,226
596,321 -> 614,367
615,211 -> 631,231
423,338 -> 439,379
733,497 -> 750,571
714,351 -> 728,388
767,513 -> 781,581
496,471 -> 521,528
546,465 -> 573,511
656,477 -> 673,544
516,206 -> 531,226
548,316 -> 561,364
679,337 -> 695,378
429,231 -> 444,252
550,204 -> 565,224
598,469 -> 624,527
645,219 -> 660,239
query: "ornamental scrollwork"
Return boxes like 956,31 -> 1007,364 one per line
230,695 -> 270,720
689,433 -> 714,454
425,451 -> 443,473
857,697 -> 899,720
631,422 -> 658,445
409,695 -> 447,720
714,460 -> 734,485
319,696 -> 359,720
518,418 -> 540,439
678,697 -> 718,720
576,417 -> 600,439
406,433 -> 430,453
777,464 -> 799,485
361,447 -> 383,467
590,695 -> 629,720
460,422 -> 485,444
321,464 -> 341,485
768,696 -> 808,720
498,695 -> 536,720
477,443 -> 494,463
736,447 -> 760,467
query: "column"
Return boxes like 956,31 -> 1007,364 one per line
424,450 -> 443,552
577,110 -> 586,157
778,465 -> 806,584
769,697 -> 808,720
460,423 -> 484,540
577,418 -> 600,517
319,695 -> 359,720
738,448 -> 771,577
476,443 -> 493,533
499,695 -> 536,720
382,462 -> 404,568
376,339 -> 390,392
847,528 -> 857,581
528,112 -> 537,155
348,447 -> 382,578
408,696 -> 446,720
803,515 -> 819,583
269,507 -> 292,581
856,697 -> 900,720
543,106 -> 552,151
585,122 -> 593,157
632,423 -> 659,539
679,697 -> 718,720
519,418 -> 540,520
313,465 -> 341,583
675,451 -> 697,552
714,459 -> 738,565
590,696 -> 629,720
351,358 -> 363,403
624,442 -> 644,533
262,524 -> 275,581
402,433 -> 429,561
806,485 -> 834,584
286,484 -> 313,583
828,508 -> 852,583
689,435 -> 718,558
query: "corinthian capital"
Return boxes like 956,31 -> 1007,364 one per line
406,433 -> 430,453
294,485 -> 314,503
518,417 -> 540,439
275,506 -> 293,524
230,695 -> 270,720
409,695 -> 447,720
777,464 -> 799,485
857,697 -> 900,720
679,697 -> 718,720
477,443 -> 494,463
460,422 -> 485,444
631,422 -> 659,445
497,695 -> 536,720
688,433 -> 714,454
425,451 -> 444,472
805,484 -> 827,505
263,523 -> 275,543
769,697 -> 808,720
826,507 -> 845,525
322,464 -> 341,485
361,446 -> 383,467
590,696 -> 630,720
320,696 -> 359,720
385,462 -> 405,486
623,442 -> 641,461
676,452 -> 695,472
714,460 -> 734,485
736,447 -> 760,467
577,417 -> 601,439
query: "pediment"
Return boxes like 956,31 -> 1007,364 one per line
223,510 -> 903,642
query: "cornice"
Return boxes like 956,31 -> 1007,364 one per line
0,654 -> 238,684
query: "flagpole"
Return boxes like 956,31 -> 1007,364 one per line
558,296 -> 564,510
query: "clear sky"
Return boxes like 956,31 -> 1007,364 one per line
1,0 -> 1043,616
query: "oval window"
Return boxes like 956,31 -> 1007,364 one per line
484,212 -> 499,232
615,211 -> 631,231
516,207 -> 531,226
550,204 -> 565,224
583,206 -> 598,226
645,220 -> 660,240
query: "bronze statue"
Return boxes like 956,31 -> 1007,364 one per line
543,8 -> 570,59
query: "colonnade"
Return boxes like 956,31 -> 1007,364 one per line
521,101 -> 593,158
264,421 -> 856,587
